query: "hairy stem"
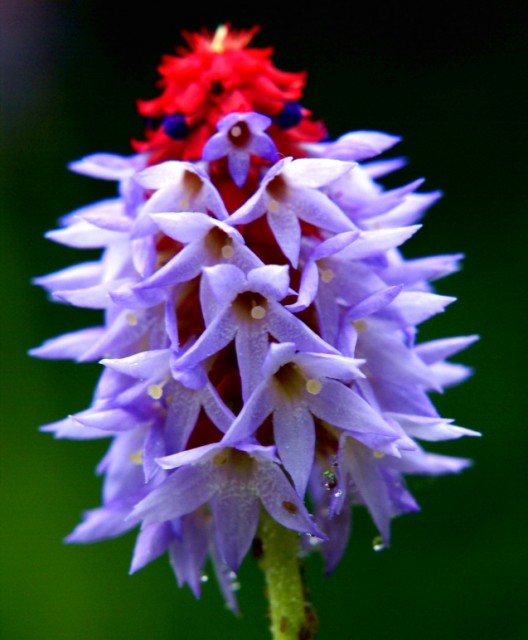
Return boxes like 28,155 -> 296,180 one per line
258,511 -> 317,640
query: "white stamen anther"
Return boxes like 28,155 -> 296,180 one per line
305,379 -> 322,395
147,384 -> 164,400
268,199 -> 280,213
354,320 -> 367,333
251,305 -> 266,320
230,125 -> 242,138
129,450 -> 143,464
221,244 -> 235,259
320,268 -> 334,283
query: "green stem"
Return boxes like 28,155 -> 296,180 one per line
258,511 -> 317,640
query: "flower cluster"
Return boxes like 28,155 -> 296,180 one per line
32,25 -> 478,609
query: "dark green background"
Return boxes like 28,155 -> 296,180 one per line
1,2 -> 526,638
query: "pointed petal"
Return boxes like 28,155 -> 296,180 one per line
139,242 -> 207,288
308,380 -> 403,454
211,489 -> 260,571
247,264 -> 290,300
285,259 -> 319,311
29,327 -> 104,361
73,408 -> 147,432
343,440 -> 393,542
33,261 -> 103,292
66,505 -> 135,543
386,413 -> 481,441
172,308 -> 237,378
415,335 -> 479,364
303,131 -> 401,161
339,226 -> 422,260
46,218 -> 124,248
169,513 -> 209,598
101,349 -> 170,380
294,351 -> 365,383
222,383 -> 275,443
149,211 -> 216,243
267,303 -> 338,354
134,160 -> 186,189
267,208 -> 301,266
130,522 -> 173,573
273,403 -> 315,496
129,466 -> 214,525
235,323 -> 270,402
390,449 -> 473,475
40,415 -> 112,440
202,264 -> 247,306
257,462 -> 326,538
284,158 -> 355,188
346,285 -> 404,321
69,152 -> 141,180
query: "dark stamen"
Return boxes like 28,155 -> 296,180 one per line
162,113 -> 188,139
276,102 -> 302,129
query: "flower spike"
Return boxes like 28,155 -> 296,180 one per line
32,23 -> 479,639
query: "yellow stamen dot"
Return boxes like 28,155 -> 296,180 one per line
211,24 -> 228,53
305,379 -> 322,395
320,268 -> 334,283
213,452 -> 228,465
268,199 -> 280,213
126,313 -> 138,326
129,451 -> 143,464
147,384 -> 163,400
179,198 -> 190,209
373,451 -> 385,459
251,305 -> 266,320
221,244 -> 235,259
354,320 -> 367,333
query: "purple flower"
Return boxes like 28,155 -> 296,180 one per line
130,440 -> 325,572
202,112 -> 279,187
227,156 -> 357,266
31,26 -> 479,615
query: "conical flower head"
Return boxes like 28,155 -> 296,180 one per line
32,24 -> 479,612
134,24 -> 326,165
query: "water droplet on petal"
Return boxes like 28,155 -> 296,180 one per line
322,469 -> 337,490
307,534 -> 322,548
372,536 -> 385,551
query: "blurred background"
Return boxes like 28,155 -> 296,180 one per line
1,1 -> 526,638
